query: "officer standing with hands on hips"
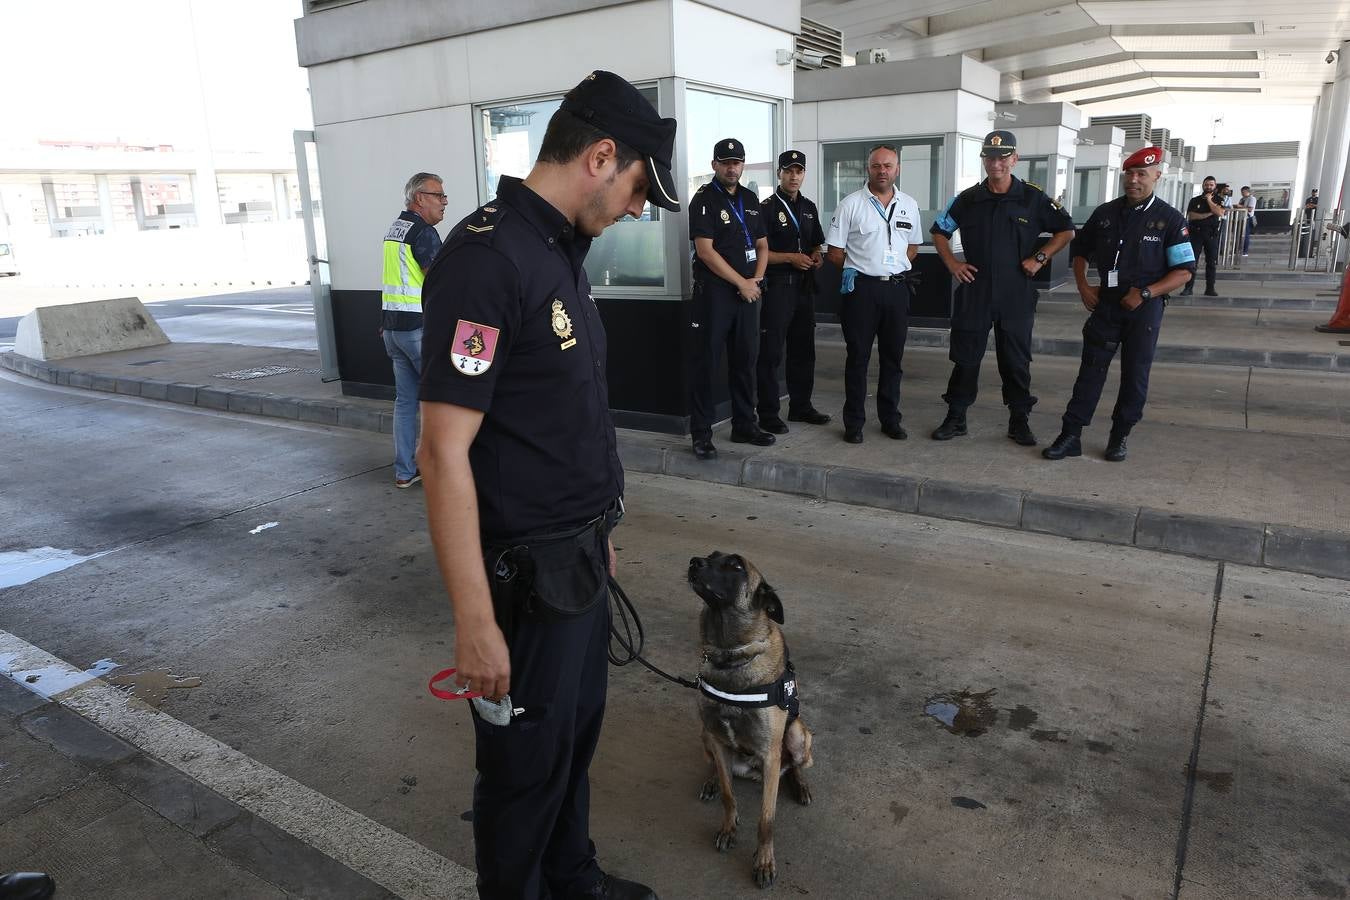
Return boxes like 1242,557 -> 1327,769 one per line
417,70 -> 677,900
825,144 -> 924,444
756,150 -> 831,433
1042,146 -> 1195,463
929,130 -> 1074,447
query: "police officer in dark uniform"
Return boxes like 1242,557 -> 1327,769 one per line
1043,146 -> 1196,463
417,70 -> 677,900
929,130 -> 1074,447
756,149 -> 831,433
1182,175 -> 1224,296
688,139 -> 772,460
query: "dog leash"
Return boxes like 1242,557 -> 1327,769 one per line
606,575 -> 700,690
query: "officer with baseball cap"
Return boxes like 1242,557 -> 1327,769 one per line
930,130 -> 1074,447
1042,146 -> 1195,463
756,149 -> 831,433
688,138 -> 771,459
418,69 -> 673,900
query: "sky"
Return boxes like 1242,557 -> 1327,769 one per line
0,1 -> 1316,163
0,0 -> 313,153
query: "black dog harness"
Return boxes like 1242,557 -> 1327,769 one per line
697,661 -> 800,726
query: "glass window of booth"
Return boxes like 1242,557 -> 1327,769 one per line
1013,156 -> 1049,190
684,89 -> 777,203
1072,166 -> 1104,223
479,86 -> 666,290
819,137 -> 945,235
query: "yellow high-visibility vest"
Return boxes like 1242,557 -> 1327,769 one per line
381,211 -> 429,313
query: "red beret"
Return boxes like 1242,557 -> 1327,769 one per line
1123,146 -> 1163,169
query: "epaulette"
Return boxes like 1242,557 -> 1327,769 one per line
461,204 -> 507,237
1024,180 -> 1044,193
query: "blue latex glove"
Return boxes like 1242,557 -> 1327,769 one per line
840,266 -> 858,294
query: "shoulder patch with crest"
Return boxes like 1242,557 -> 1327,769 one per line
450,320 -> 500,376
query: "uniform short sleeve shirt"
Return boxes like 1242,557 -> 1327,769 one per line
1071,194 -> 1195,289
825,188 -> 923,276
419,176 -> 622,538
689,181 -> 769,281
761,189 -> 825,275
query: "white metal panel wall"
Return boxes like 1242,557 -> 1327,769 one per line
315,105 -> 476,291
1198,158 -> 1300,188
672,0 -> 794,98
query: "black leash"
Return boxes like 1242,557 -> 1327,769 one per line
606,575 -> 700,690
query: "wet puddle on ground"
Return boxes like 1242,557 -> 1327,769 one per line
923,688 -> 999,736
0,547 -> 114,589
106,669 -> 203,708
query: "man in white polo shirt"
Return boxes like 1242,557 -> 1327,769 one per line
825,143 -> 924,443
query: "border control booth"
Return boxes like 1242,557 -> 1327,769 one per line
791,55 -> 1005,327
1068,125 -> 1124,224
294,0 -> 798,435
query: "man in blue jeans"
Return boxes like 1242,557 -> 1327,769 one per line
381,172 -> 447,487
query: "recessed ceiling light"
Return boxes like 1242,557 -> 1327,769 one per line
1276,25 -> 1296,30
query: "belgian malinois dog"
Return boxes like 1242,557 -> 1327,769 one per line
688,551 -> 814,889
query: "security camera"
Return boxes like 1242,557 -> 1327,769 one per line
1328,51 -> 1338,64
799,50 -> 827,67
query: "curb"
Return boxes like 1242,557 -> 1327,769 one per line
1043,293 -> 1340,312
815,326 -> 1350,373
5,351 -> 1348,582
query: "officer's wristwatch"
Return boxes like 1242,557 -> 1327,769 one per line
1033,251 -> 1048,264
1138,287 -> 1152,301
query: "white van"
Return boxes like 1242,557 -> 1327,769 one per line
0,242 -> 16,276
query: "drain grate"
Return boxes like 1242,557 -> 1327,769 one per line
213,365 -> 320,380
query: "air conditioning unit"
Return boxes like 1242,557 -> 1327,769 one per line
856,48 -> 890,65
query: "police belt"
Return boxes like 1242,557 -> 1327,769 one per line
764,271 -> 804,285
697,658 -> 800,725
854,272 -> 909,284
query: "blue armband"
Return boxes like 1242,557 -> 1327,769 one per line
1166,242 -> 1196,266
840,267 -> 858,294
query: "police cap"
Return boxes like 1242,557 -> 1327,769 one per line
778,150 -> 807,170
714,138 -> 746,162
1122,146 -> 1164,170
560,70 -> 682,211
980,130 -> 1017,158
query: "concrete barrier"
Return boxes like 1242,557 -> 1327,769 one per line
14,297 -> 170,361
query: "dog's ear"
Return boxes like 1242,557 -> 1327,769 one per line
757,581 -> 784,624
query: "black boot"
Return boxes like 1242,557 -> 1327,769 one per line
931,409 -> 968,440
1007,413 -> 1036,446
1041,431 -> 1082,460
1105,429 -> 1129,462
0,872 -> 56,900
1180,284 -> 1193,296
577,873 -> 659,899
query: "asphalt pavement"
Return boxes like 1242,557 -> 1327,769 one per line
1,374 -> 1346,899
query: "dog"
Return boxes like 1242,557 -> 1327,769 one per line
688,551 -> 814,889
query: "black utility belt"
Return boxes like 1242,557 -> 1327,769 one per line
481,499 -> 622,630
764,271 -> 804,284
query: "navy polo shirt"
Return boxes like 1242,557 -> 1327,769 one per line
420,175 -> 622,540
761,188 -> 825,276
1071,194 -> 1195,290
689,181 -> 768,282
1186,194 -> 1222,237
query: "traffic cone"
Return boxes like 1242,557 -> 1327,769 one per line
1316,263 -> 1350,333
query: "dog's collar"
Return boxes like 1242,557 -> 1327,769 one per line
697,660 -> 799,724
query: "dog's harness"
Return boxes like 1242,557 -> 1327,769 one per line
697,659 -> 800,726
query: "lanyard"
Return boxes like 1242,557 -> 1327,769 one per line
712,180 -> 753,249
775,190 -> 803,251
1111,194 -> 1155,271
869,193 -> 897,247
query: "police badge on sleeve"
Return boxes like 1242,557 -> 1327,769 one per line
450,319 -> 500,376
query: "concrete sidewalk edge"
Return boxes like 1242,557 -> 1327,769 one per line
5,350 -> 1346,582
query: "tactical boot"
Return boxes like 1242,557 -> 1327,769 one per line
931,410 -> 968,441
1041,431 -> 1082,460
1104,429 -> 1129,462
1007,413 -> 1036,446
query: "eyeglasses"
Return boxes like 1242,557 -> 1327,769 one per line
418,191 -> 448,200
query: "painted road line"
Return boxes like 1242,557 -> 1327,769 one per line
0,629 -> 477,900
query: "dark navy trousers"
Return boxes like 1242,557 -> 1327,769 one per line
471,546 -> 611,900
1062,290 -> 1165,434
689,278 -> 760,438
1187,231 -> 1219,291
757,275 -> 818,420
839,276 -> 910,430
943,312 -> 1036,416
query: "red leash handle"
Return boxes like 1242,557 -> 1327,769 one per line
429,667 -> 483,700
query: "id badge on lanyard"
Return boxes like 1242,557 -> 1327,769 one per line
871,195 -> 899,269
884,247 -> 900,268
